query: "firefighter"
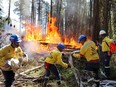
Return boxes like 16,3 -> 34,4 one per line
99,30 -> 113,79
43,43 -> 70,87
0,34 -> 25,87
72,35 -> 100,87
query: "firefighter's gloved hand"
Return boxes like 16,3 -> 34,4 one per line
18,58 -> 23,63
23,52 -> 27,57
22,52 -> 28,64
72,53 -> 80,59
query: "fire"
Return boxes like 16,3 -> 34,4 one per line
64,36 -> 82,48
45,15 -> 62,43
24,15 -> 81,53
24,23 -> 42,41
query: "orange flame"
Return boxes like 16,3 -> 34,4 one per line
24,23 -> 42,41
45,15 -> 62,43
24,15 -> 81,50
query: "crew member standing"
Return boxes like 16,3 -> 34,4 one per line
99,30 -> 113,79
0,34 -> 24,87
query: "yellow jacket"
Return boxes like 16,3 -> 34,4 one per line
44,49 -> 68,68
0,44 -> 23,66
102,37 -> 112,52
73,41 -> 99,62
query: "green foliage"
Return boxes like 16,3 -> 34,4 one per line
60,68 -> 77,87
110,66 -> 116,76
0,20 -> 4,28
0,17 -> 11,29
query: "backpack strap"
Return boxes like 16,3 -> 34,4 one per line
105,41 -> 112,56
105,41 -> 110,48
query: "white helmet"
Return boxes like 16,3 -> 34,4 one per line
99,30 -> 106,35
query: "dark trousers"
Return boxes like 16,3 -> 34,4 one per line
85,61 -> 100,87
43,63 -> 61,87
102,52 -> 111,78
2,70 -> 15,87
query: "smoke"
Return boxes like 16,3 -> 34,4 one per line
20,0 -> 30,19
22,41 -> 53,58
21,40 -> 58,58
67,2 -> 77,15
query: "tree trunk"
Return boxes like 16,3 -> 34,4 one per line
8,0 -> 11,23
31,0 -> 35,24
92,0 -> 100,43
38,0 -> 41,22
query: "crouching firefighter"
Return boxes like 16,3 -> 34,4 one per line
72,35 -> 100,87
0,34 -> 26,87
43,43 -> 70,87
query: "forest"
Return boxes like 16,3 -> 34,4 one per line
0,0 -> 116,87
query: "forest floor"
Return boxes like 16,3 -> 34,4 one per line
0,53 -> 116,87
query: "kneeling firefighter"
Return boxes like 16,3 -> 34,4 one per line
72,35 -> 100,87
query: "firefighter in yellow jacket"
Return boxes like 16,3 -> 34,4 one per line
43,43 -> 70,87
73,35 -> 100,87
99,30 -> 113,79
0,34 -> 24,87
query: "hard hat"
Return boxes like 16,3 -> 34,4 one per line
78,35 -> 86,43
57,43 -> 65,49
9,34 -> 22,42
99,30 -> 106,35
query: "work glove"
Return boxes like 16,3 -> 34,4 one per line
72,53 -> 80,59
22,53 -> 28,65
18,57 -> 23,63
23,52 -> 27,57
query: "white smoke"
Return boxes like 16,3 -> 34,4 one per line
20,0 -> 30,19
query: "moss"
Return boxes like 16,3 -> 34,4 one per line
110,66 -> 116,76
60,68 -> 77,87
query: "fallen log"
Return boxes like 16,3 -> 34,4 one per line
39,41 -> 80,49
19,64 -> 44,76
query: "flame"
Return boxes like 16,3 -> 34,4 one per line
24,23 -> 42,41
64,36 -> 82,48
45,15 -> 62,43
24,15 -> 81,53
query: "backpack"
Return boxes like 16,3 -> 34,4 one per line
105,40 -> 116,54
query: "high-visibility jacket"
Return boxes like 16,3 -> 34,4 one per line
102,36 -> 112,52
73,41 -> 99,62
0,44 -> 23,67
44,49 -> 68,68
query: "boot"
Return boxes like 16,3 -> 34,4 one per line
42,81 -> 47,87
42,77 -> 49,87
